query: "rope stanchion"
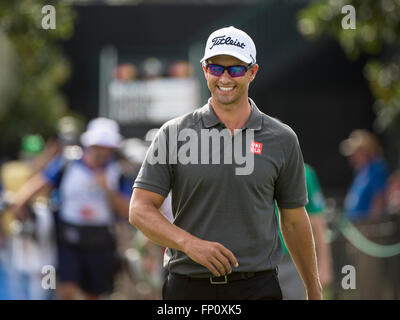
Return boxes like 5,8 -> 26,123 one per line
337,216 -> 400,258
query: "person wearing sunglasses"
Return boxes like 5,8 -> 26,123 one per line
130,26 -> 322,300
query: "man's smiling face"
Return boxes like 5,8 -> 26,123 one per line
203,54 -> 258,108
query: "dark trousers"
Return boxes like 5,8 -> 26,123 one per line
162,270 -> 282,300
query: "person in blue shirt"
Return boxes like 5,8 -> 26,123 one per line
11,118 -> 131,300
340,129 -> 388,222
339,129 -> 389,299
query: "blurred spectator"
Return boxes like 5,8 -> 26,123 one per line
114,63 -> 138,82
167,60 -> 194,78
0,134 -> 56,300
278,163 -> 333,299
57,115 -> 84,147
340,129 -> 389,222
386,170 -> 400,216
339,129 -> 390,299
0,180 -> 11,299
119,138 -> 149,172
11,118 -> 131,300
142,57 -> 163,79
55,116 -> 85,165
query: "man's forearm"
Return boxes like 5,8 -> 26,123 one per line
280,209 -> 322,299
130,199 -> 192,252
129,189 -> 239,277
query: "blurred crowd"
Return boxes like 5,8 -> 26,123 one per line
0,113 -> 400,300
113,58 -> 194,82
0,116 -> 167,300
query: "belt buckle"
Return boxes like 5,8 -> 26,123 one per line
210,275 -> 228,285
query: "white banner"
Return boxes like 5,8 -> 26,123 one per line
108,78 -> 200,124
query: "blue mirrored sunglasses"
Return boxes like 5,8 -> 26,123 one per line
205,63 -> 254,78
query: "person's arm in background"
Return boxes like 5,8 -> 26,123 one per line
11,173 -> 52,220
279,206 -> 322,300
304,164 -> 334,288
95,171 -> 130,218
368,159 -> 389,221
309,214 -> 333,287
11,155 -> 64,219
30,138 -> 61,175
369,192 -> 385,221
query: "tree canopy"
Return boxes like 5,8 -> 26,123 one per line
298,0 -> 400,131
0,1 -> 75,158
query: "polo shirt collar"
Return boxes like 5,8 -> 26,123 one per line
244,98 -> 263,130
201,97 -> 263,130
201,98 -> 221,128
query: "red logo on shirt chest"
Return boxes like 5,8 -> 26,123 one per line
250,141 -> 263,154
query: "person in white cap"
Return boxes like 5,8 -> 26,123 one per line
11,117 -> 131,300
130,26 -> 322,300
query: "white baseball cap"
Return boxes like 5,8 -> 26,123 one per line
200,26 -> 256,65
80,117 -> 122,149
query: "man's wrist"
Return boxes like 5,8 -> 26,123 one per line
177,232 -> 194,253
305,281 -> 323,299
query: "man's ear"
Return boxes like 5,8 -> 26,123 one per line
249,64 -> 259,82
202,63 -> 208,79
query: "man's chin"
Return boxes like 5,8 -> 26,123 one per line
213,95 -> 238,107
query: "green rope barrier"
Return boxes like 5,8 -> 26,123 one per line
326,228 -> 339,243
338,217 -> 400,258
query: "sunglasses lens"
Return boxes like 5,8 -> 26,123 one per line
208,64 -> 224,76
207,64 -> 248,77
228,66 -> 246,77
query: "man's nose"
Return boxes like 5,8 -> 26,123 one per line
218,69 -> 232,82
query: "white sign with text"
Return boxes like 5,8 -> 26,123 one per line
108,78 -> 200,125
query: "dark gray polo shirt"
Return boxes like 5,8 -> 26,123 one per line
133,98 -> 308,276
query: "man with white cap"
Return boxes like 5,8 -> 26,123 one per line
12,117 -> 131,299
130,27 -> 322,299
340,129 -> 389,222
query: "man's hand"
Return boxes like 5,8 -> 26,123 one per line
183,237 -> 239,277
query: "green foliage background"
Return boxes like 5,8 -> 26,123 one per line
0,0 -> 76,158
298,0 -> 400,132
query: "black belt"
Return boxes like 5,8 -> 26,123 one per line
170,269 -> 276,285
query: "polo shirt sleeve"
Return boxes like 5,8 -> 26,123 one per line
133,125 -> 173,198
274,130 -> 308,209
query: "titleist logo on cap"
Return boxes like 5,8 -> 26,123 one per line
210,35 -> 246,50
